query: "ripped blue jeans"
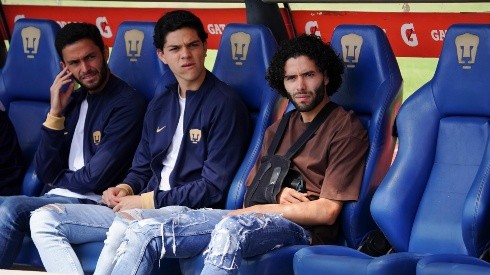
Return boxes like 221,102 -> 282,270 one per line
95,206 -> 310,275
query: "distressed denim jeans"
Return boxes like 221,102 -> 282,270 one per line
30,203 -> 116,274
96,206 -> 310,275
0,194 -> 87,268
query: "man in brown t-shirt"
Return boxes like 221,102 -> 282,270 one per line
90,34 -> 368,275
242,34 -> 368,246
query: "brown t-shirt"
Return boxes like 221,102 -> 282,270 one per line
246,106 -> 369,244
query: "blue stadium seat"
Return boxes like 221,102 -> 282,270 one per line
330,24 -> 403,250
212,23 -> 281,211
179,23 -> 280,274
108,21 -> 175,101
417,254 -> 490,275
0,18 -> 62,267
294,24 -> 490,275
0,18 -> 61,197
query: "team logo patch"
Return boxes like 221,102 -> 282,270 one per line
93,131 -> 102,145
189,129 -> 201,144
21,26 -> 41,59
340,33 -> 363,68
230,31 -> 251,66
455,32 -> 479,70
124,29 -> 144,62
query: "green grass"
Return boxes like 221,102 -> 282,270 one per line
397,57 -> 438,101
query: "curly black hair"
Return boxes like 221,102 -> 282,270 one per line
266,34 -> 344,98
153,10 -> 208,50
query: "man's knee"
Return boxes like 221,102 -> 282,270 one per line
0,195 -> 28,212
117,209 -> 143,221
214,214 -> 266,236
207,216 -> 244,252
30,204 -> 66,235
209,214 -> 271,249
0,196 -> 35,225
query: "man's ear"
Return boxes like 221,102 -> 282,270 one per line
103,45 -> 109,62
60,61 -> 66,69
157,48 -> 167,64
324,74 -> 330,86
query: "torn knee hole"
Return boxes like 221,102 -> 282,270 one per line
119,212 -> 136,221
35,203 -> 65,214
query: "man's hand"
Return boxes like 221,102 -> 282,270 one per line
102,186 -> 128,208
49,67 -> 75,117
112,195 -> 142,212
276,187 -> 309,204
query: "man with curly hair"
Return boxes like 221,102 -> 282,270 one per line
91,34 -> 369,275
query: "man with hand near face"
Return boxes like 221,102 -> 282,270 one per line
0,22 -> 146,268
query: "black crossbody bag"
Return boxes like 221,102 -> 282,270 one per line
244,101 -> 338,207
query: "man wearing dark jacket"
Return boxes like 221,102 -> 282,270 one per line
0,103 -> 23,195
0,22 -> 146,268
30,10 -> 250,274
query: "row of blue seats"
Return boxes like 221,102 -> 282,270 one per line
1,17 -> 489,275
1,18 -> 401,274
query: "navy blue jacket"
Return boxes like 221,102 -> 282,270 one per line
124,71 -> 250,208
0,109 -> 23,195
35,74 -> 147,195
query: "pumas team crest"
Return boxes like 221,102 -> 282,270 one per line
93,131 -> 101,145
189,129 -> 201,144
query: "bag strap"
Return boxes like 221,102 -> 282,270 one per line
267,110 -> 293,155
268,101 -> 338,159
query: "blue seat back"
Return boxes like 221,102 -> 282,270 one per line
0,18 -> 61,196
212,23 -> 280,209
371,24 -> 490,256
330,25 -> 403,248
108,21 -> 175,101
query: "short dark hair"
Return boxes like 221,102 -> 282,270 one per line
153,10 -> 208,50
55,22 -> 105,60
266,34 -> 344,98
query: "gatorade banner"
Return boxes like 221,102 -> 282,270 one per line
2,5 -> 247,49
2,5 -> 489,57
291,10 -> 490,57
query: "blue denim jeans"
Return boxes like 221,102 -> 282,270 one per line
94,206 -> 310,275
30,203 -> 116,274
0,194 -> 89,268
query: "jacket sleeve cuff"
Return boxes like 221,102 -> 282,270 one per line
115,183 -> 134,196
141,191 -> 155,209
43,113 -> 65,130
